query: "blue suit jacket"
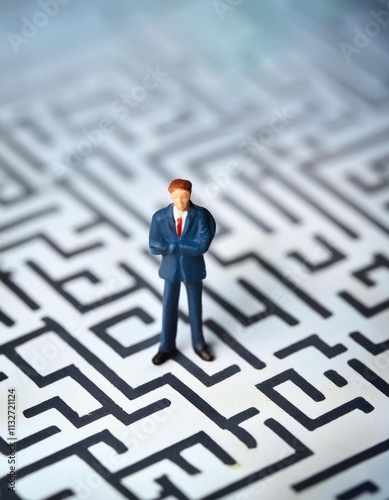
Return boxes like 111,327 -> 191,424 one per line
149,202 -> 216,284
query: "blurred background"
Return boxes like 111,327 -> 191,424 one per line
1,0 -> 389,96
1,0 -> 389,203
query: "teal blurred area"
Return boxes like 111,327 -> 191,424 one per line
1,0 -> 388,102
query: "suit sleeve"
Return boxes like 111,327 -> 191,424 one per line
178,210 -> 216,256
149,213 -> 177,255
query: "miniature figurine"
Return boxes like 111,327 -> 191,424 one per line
149,179 -> 216,364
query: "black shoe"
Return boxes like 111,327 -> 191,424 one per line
194,346 -> 214,361
152,350 -> 174,365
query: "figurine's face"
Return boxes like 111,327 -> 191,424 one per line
171,188 -> 191,212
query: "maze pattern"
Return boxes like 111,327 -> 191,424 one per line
1,3 -> 389,499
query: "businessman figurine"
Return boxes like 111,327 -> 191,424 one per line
149,179 -> 216,364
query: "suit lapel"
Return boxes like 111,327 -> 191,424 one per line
181,204 -> 196,237
167,204 -> 176,237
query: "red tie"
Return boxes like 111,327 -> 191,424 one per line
177,217 -> 182,237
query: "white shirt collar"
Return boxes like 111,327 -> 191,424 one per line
173,205 -> 188,226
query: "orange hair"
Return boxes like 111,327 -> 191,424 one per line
168,179 -> 192,193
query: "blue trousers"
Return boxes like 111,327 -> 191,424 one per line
160,280 -> 205,352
